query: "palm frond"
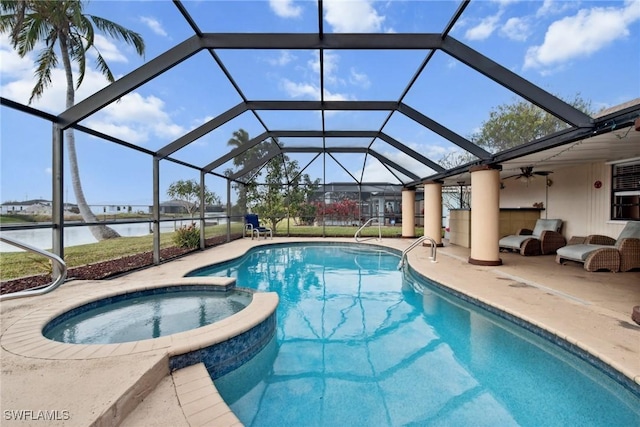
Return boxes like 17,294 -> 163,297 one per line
78,14 -> 94,48
30,44 -> 57,102
94,52 -> 115,83
0,0 -> 26,44
68,31 -> 87,88
88,15 -> 145,57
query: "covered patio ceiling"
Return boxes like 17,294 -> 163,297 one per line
18,0 -> 640,189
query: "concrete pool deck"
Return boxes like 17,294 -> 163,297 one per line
1,237 -> 639,426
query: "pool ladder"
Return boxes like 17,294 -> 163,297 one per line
354,218 -> 382,242
397,236 -> 437,270
0,235 -> 67,301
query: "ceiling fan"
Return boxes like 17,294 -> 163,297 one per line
503,166 -> 553,181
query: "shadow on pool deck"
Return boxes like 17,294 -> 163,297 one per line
1,237 -> 638,426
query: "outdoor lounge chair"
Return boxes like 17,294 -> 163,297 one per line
498,218 -> 565,256
555,221 -> 640,272
244,214 -> 272,240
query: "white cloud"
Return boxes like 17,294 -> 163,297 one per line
269,0 -> 302,18
324,0 -> 385,33
86,93 -> 185,144
536,0 -> 575,18
84,119 -> 150,144
2,64 -> 112,113
0,35 -> 34,79
524,2 -> 640,70
323,89 -> 350,101
140,16 -> 168,37
308,51 -> 343,86
465,13 -> 501,41
0,34 -> 182,148
281,79 -> 319,99
349,68 -> 370,89
93,35 -> 128,63
267,50 -> 296,66
500,17 -> 530,42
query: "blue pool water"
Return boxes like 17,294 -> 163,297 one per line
43,287 -> 251,344
189,243 -> 640,426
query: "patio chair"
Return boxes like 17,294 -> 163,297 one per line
498,218 -> 565,256
555,221 -> 640,272
244,214 -> 272,240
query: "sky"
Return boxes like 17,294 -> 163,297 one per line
1,0 -> 639,207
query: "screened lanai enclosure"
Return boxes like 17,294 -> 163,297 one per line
1,0 -> 639,270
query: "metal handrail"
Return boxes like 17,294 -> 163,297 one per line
397,236 -> 437,269
354,217 -> 382,242
0,235 -> 67,301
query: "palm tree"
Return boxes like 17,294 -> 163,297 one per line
0,0 -> 145,240
227,129 -> 276,214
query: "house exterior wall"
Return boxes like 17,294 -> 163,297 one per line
500,161 -> 628,240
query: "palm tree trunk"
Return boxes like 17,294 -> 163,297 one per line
60,35 -> 119,240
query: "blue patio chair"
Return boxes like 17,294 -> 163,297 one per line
244,214 -> 272,240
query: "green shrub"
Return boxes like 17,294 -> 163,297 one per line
173,223 -> 200,248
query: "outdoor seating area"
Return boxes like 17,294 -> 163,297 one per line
556,221 -> 640,272
499,219 -> 566,256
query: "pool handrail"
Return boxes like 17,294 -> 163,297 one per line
0,235 -> 67,301
398,236 -> 437,269
354,218 -> 382,242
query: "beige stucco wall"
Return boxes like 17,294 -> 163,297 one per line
500,162 -> 628,240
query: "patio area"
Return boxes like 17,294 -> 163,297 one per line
1,237 -> 639,426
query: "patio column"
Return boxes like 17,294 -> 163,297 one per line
423,180 -> 443,246
401,187 -> 416,238
469,165 -> 502,266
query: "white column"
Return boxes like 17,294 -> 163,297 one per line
401,188 -> 416,237
423,181 -> 443,246
469,165 -> 502,266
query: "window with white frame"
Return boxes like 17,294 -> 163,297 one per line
611,160 -> 640,220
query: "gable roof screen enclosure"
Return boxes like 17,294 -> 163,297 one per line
1,0 -> 639,263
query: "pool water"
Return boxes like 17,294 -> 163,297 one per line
43,288 -> 251,344
190,243 -> 640,426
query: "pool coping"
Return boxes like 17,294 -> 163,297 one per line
1,276 -> 278,427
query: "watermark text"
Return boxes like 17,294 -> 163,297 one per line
4,410 -> 70,421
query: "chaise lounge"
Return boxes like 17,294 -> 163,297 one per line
555,221 -> 640,272
498,218 -> 566,256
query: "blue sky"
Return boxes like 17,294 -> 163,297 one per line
1,0 -> 639,207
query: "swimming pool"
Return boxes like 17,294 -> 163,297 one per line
189,243 -> 640,426
43,286 -> 252,344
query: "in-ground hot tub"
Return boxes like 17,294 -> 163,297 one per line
43,285 -> 253,344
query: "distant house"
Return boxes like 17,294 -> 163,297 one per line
1,200 -> 79,215
1,199 -> 51,215
158,200 -> 191,215
153,201 -> 224,216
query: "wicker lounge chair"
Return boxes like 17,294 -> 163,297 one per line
555,221 -> 640,272
244,214 -> 272,240
499,219 -> 566,256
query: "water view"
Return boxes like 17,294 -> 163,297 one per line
0,217 -> 227,252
